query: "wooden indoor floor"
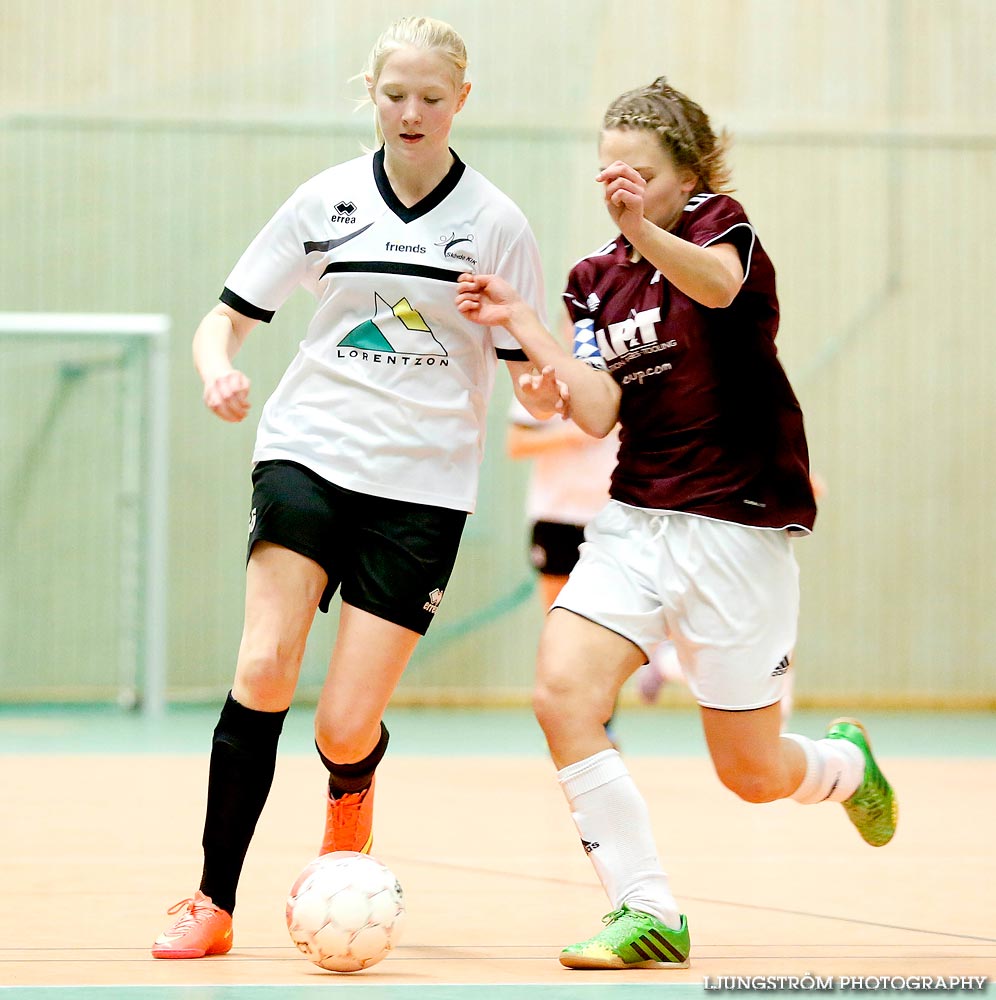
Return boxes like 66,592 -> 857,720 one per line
1,745 -> 994,994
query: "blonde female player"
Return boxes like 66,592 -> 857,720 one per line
152,16 -> 547,959
457,77 -> 897,970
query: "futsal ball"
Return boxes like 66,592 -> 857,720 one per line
286,851 -> 405,972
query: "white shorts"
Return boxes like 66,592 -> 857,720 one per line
552,501 -> 800,711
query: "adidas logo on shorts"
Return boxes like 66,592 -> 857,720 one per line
772,654 -> 790,677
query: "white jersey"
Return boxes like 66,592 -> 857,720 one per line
222,148 -> 546,512
508,397 -> 619,527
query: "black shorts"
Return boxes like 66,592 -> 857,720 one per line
247,460 -> 467,634
529,519 -> 586,577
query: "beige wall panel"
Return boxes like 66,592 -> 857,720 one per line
1,1 -> 993,704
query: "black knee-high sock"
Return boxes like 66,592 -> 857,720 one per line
316,722 -> 389,798
199,692 -> 287,915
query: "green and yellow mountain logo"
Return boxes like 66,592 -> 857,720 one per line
339,293 -> 446,356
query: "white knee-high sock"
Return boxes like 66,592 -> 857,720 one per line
783,733 -> 865,804
557,749 -> 681,929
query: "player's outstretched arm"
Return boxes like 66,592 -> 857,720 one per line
456,274 -> 620,437
193,304 -> 258,423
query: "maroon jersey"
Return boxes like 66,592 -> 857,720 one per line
565,193 -> 816,532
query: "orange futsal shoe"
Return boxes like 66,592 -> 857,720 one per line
320,778 -> 375,855
151,891 -> 233,959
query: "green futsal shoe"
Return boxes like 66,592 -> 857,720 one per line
826,717 -> 898,847
560,905 -> 690,969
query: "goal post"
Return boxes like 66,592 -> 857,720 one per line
0,313 -> 170,717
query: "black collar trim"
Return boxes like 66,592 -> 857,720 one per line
373,146 -> 466,223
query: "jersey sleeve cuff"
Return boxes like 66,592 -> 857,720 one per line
701,223 -> 756,280
496,347 -> 529,362
220,287 -> 276,323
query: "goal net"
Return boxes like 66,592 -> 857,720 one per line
0,313 -> 169,715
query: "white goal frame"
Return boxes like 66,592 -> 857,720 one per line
0,312 -> 170,717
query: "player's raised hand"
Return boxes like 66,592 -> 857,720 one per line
455,273 -> 523,328
518,365 -> 571,418
596,160 -> 646,233
203,369 -> 251,422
